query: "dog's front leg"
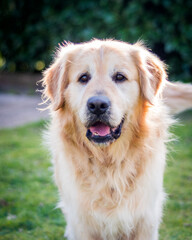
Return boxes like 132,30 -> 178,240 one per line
64,220 -> 101,240
133,221 -> 159,240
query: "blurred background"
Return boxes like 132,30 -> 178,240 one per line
0,0 -> 192,82
0,0 -> 190,127
0,1 -> 192,239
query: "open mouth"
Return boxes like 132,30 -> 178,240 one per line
86,119 -> 124,144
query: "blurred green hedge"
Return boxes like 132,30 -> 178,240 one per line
0,0 -> 192,82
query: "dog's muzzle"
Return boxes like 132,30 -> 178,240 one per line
85,95 -> 124,145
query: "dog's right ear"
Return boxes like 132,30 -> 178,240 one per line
41,45 -> 72,111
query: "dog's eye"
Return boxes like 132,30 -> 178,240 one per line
78,73 -> 91,84
113,73 -> 127,83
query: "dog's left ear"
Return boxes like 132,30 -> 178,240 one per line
132,43 -> 167,104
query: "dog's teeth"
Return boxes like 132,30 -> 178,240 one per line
94,132 -> 99,136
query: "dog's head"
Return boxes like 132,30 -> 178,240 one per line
42,40 -> 167,146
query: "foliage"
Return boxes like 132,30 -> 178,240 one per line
0,0 -> 192,82
0,114 -> 192,239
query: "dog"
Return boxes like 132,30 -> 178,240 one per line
41,39 -> 192,240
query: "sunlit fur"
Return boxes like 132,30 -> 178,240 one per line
42,39 -> 174,240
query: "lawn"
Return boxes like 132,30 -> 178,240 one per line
0,115 -> 192,240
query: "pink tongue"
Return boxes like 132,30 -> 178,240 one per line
90,122 -> 110,137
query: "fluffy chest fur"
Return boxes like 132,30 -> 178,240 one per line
49,105 -> 168,240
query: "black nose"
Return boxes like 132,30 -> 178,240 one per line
87,96 -> 110,115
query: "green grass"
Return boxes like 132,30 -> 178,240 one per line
0,117 -> 192,240
0,122 -> 65,240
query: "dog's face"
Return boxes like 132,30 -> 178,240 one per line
42,40 -> 166,146
67,44 -> 140,145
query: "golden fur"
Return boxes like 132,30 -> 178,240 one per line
41,39 -> 191,240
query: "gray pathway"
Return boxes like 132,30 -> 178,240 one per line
0,94 -> 49,128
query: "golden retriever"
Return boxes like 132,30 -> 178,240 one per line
42,39 -> 192,240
